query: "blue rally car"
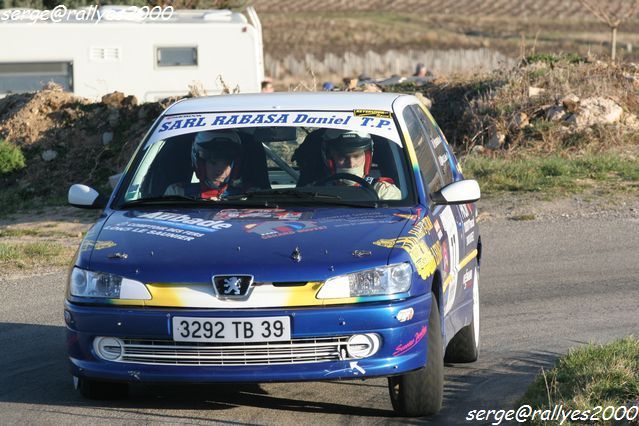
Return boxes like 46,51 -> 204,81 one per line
66,93 -> 481,416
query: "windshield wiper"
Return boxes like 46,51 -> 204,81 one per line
120,194 -> 275,208
119,195 -> 208,208
225,189 -> 379,208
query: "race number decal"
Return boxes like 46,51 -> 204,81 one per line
439,206 -> 459,314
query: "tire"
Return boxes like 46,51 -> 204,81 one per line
74,376 -> 129,400
445,267 -> 480,363
388,292 -> 444,417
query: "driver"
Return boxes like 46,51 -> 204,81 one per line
321,130 -> 401,200
165,130 -> 244,200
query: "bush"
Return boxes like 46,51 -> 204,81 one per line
525,52 -> 584,65
0,140 -> 26,176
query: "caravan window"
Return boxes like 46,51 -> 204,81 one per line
156,47 -> 198,67
0,62 -> 73,94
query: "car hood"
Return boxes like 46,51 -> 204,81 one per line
83,207 -> 415,283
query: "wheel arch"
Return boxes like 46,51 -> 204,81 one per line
430,269 -> 442,309
430,269 -> 445,344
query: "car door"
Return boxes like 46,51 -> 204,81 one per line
417,104 -> 479,318
403,105 -> 468,335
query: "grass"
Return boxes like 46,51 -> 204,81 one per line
525,52 -> 584,65
0,227 -> 79,238
0,228 -> 40,238
0,241 -> 75,271
519,338 -> 639,424
0,187 -> 67,217
461,153 -> 639,195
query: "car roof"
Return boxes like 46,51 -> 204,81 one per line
165,92 -> 411,115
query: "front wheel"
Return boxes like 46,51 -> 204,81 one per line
388,292 -> 444,416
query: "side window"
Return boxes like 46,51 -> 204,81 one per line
402,107 -> 443,195
156,47 -> 198,67
411,105 -> 455,185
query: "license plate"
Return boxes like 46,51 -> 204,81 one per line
172,316 -> 291,342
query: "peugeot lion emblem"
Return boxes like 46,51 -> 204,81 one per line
212,275 -> 254,299
223,277 -> 242,295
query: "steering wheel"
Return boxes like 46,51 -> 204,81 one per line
311,173 -> 380,201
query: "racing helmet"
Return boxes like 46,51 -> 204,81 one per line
191,130 -> 242,187
321,129 -> 374,175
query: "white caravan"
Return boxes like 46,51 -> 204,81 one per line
0,6 -> 264,101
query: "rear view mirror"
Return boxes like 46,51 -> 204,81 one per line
431,179 -> 480,205
68,184 -> 107,209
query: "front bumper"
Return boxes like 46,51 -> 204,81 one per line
65,293 -> 433,383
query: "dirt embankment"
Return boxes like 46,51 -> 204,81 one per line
1,59 -> 638,207
0,86 -> 175,200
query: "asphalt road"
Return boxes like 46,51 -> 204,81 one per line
1,216 -> 638,425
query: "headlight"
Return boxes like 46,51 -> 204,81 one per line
317,263 -> 412,299
70,267 -> 151,299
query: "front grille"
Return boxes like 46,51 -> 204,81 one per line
118,336 -> 351,366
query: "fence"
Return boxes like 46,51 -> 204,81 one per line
265,48 -> 516,81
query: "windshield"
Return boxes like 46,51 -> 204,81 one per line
117,110 -> 413,207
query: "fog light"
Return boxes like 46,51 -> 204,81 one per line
346,333 -> 381,359
93,337 -> 123,361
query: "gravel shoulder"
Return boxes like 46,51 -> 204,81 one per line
477,189 -> 639,222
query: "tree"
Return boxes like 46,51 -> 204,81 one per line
579,0 -> 639,61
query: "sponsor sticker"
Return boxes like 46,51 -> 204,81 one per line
393,213 -> 418,221
466,231 -> 475,245
353,109 -> 392,118
103,221 -> 206,242
438,153 -> 448,167
80,240 -> 116,252
245,221 -> 326,239
323,211 -> 405,227
214,209 -> 306,221
136,211 -> 231,231
149,111 -> 401,147
393,325 -> 427,356
463,217 -> 475,234
441,239 -> 450,274
433,219 -> 443,239
373,216 -> 441,280
462,269 -> 474,290
373,237 -> 441,281
458,203 -> 474,220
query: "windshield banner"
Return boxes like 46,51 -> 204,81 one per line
148,111 -> 400,146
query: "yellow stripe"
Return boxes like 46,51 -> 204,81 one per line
443,249 -> 478,292
114,249 -> 480,307
143,281 -> 362,308
459,249 -> 478,270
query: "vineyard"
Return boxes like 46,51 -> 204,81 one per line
252,0 -> 638,19
255,0 -> 639,81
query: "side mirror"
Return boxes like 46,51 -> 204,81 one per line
68,184 -> 107,209
431,179 -> 480,205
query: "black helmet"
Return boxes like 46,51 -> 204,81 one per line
191,130 -> 242,187
321,129 -> 373,174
